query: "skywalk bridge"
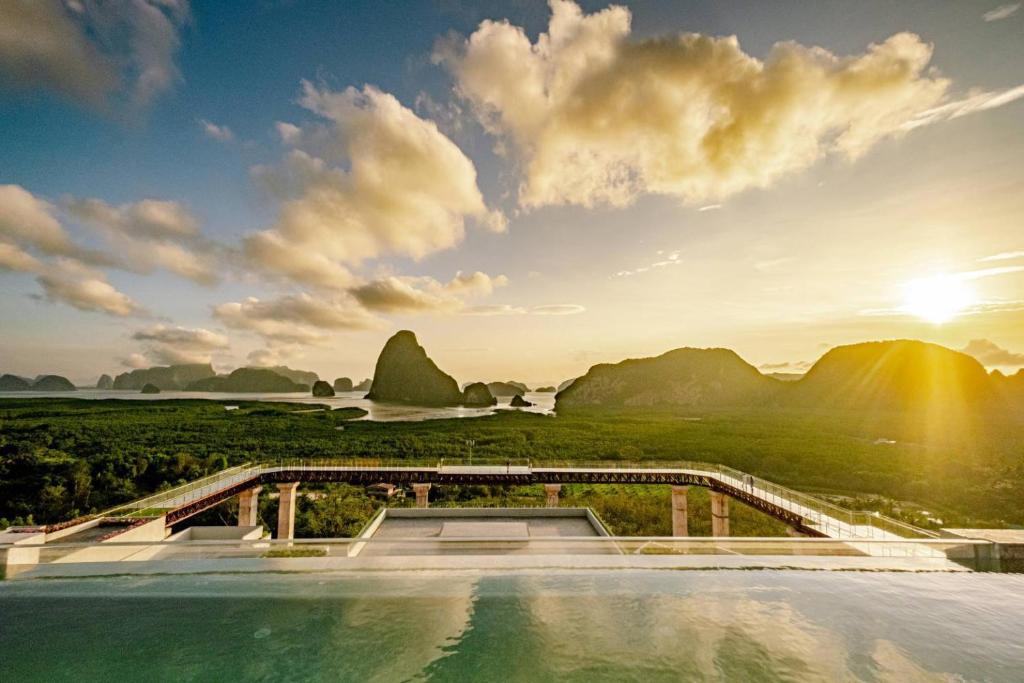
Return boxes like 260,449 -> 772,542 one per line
98,459 -> 937,542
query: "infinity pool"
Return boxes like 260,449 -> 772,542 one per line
2,570 -> 1022,681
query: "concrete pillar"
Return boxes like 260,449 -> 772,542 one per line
238,486 -> 261,527
276,483 -> 299,540
710,491 -> 730,537
544,483 -> 561,508
671,486 -> 689,536
412,483 -> 431,508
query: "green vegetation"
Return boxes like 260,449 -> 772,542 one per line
1,398 -> 1021,531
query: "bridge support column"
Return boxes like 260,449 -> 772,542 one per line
413,483 -> 431,508
671,486 -> 689,536
276,483 -> 299,540
544,484 -> 561,508
710,492 -> 730,536
238,486 -> 261,527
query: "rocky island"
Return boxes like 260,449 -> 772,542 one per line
366,330 -> 463,406
186,368 -> 309,393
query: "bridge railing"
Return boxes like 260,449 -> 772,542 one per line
102,464 -> 261,517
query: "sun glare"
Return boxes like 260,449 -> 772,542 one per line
902,274 -> 974,324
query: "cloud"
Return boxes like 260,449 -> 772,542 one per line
983,3 -> 1020,21
65,196 -> 219,284
759,360 -> 812,372
0,0 -> 190,108
121,352 -> 150,369
199,119 -> 234,142
530,304 -> 585,315
615,250 -> 681,277
35,258 -> 142,316
437,0 -> 954,208
979,250 -> 1024,262
0,242 -> 45,273
213,293 -> 381,346
461,303 -> 584,316
903,83 -> 1024,130
350,271 -> 508,313
0,184 -> 80,257
130,323 -> 229,365
461,304 -> 528,316
246,345 -> 304,367
961,339 -> 1024,367
244,82 -> 504,290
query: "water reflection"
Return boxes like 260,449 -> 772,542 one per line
2,570 -> 1022,681
0,390 -> 557,422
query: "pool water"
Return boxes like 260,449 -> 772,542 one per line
2,570 -> 1022,681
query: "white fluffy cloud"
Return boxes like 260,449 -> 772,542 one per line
244,82 -> 504,290
35,259 -> 141,316
0,0 -> 190,108
65,196 -> 218,284
213,293 -> 381,346
350,271 -> 508,313
437,0 -> 955,208
130,323 -> 229,365
0,184 -> 85,258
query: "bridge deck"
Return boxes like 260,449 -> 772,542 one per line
103,461 -> 934,542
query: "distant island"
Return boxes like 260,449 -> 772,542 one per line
186,368 -> 309,393
0,373 -> 76,391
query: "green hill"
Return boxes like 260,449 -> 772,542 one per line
186,368 -> 309,393
556,347 -> 779,410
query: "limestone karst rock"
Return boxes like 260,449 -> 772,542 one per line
463,382 -> 497,407
365,330 -> 462,406
312,380 -> 336,397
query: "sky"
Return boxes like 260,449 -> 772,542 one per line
1,0 -> 1023,387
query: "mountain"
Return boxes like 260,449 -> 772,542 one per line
312,380 -> 335,397
993,369 -> 1024,407
140,383 -> 160,394
32,375 -> 76,391
354,378 -> 373,392
463,382 -> 497,406
486,381 -> 526,397
535,386 -> 557,392
791,340 -> 999,411
96,374 -> 114,390
0,374 -> 31,391
248,365 -> 319,386
510,394 -> 533,407
186,368 -> 309,393
557,377 -> 578,392
113,364 -> 215,391
366,330 -> 462,406
556,347 -> 779,411
333,377 -> 353,392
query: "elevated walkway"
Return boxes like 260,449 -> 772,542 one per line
91,459 -> 936,541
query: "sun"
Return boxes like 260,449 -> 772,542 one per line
901,274 -> 974,324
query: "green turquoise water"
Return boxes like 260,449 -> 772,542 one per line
1,570 -> 1022,681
